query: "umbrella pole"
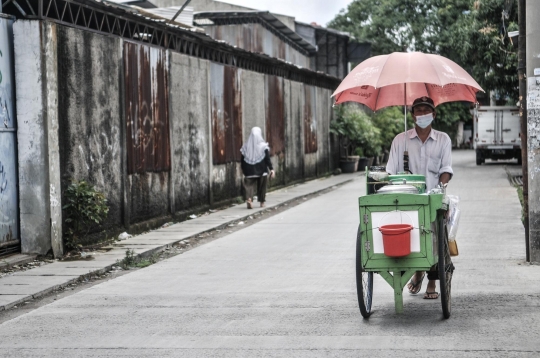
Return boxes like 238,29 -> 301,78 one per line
403,84 -> 410,173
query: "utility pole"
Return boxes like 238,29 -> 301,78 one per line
526,0 -> 540,262
518,0 -> 529,261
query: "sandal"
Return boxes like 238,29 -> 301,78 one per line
246,199 -> 253,209
423,291 -> 439,299
407,273 -> 425,295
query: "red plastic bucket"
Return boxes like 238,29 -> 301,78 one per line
379,224 -> 413,257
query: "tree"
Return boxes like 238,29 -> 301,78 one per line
328,0 -> 442,57
328,0 -> 518,136
449,0 -> 518,103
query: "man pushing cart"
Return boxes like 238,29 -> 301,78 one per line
332,52 -> 483,319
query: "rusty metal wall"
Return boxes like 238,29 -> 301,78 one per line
0,15 -> 19,256
265,74 -> 285,187
304,85 -> 318,154
124,42 -> 171,224
303,84 -> 318,178
265,75 -> 285,156
316,87 -> 331,175
124,42 -> 171,174
210,63 -> 242,165
284,80 -> 305,183
205,24 -> 309,68
210,63 -> 243,203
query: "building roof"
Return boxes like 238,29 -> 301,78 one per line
132,5 -> 198,30
193,11 -> 317,55
1,0 -> 339,89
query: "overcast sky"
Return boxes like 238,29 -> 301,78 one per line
218,0 -> 353,26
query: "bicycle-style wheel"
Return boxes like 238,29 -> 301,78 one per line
356,225 -> 373,318
438,214 -> 454,319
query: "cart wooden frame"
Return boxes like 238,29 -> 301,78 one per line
356,183 -> 454,318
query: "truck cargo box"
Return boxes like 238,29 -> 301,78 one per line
473,106 -> 521,165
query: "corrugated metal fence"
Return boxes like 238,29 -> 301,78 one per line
210,63 -> 243,165
124,42 -> 171,174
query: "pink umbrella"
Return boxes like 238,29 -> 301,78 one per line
332,52 -> 483,110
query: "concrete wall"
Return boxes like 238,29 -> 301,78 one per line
14,21 -> 62,256
56,26 -> 124,241
241,71 -> 265,141
13,20 -> 337,254
0,15 -> 18,250
169,52 -> 211,214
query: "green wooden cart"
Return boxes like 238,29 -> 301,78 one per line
356,171 -> 454,318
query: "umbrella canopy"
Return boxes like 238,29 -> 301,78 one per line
332,52 -> 483,110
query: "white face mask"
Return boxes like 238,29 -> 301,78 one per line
415,113 -> 434,129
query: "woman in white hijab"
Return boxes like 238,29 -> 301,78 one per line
240,127 -> 275,209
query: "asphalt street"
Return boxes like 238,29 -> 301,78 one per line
0,150 -> 538,357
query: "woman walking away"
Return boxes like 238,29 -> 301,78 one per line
240,127 -> 275,209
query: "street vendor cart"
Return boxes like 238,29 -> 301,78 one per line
356,170 -> 454,318
331,52 -> 483,319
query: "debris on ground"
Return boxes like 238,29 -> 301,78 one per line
118,232 -> 131,240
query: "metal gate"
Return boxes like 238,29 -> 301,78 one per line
0,14 -> 19,257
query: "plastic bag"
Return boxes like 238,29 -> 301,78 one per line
446,195 -> 461,242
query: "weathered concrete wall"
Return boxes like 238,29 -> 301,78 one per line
13,19 -> 337,252
128,172 -> 170,224
14,21 -> 62,256
44,23 -> 63,255
241,71 -> 265,141
0,15 -> 19,250
169,52 -> 211,213
56,26 -> 123,240
284,80 -> 305,183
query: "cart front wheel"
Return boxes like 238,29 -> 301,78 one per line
438,214 -> 454,319
356,225 -> 373,318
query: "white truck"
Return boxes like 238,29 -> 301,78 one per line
474,106 -> 521,165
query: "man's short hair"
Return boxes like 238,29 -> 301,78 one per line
412,96 -> 435,110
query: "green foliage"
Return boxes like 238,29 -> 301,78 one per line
331,105 -> 382,157
433,102 -> 472,143
371,107 -> 407,151
328,0 -> 442,56
63,180 -> 109,250
329,0 -> 518,113
118,249 -> 158,270
448,0 -> 518,103
517,185 -> 524,224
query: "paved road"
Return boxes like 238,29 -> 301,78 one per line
0,150 -> 538,357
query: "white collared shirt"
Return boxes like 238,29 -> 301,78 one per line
386,128 -> 453,191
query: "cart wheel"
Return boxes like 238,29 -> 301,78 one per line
356,225 -> 373,318
438,215 -> 454,319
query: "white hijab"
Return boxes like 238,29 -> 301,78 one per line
240,127 -> 270,165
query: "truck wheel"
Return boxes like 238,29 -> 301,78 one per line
476,151 -> 483,166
